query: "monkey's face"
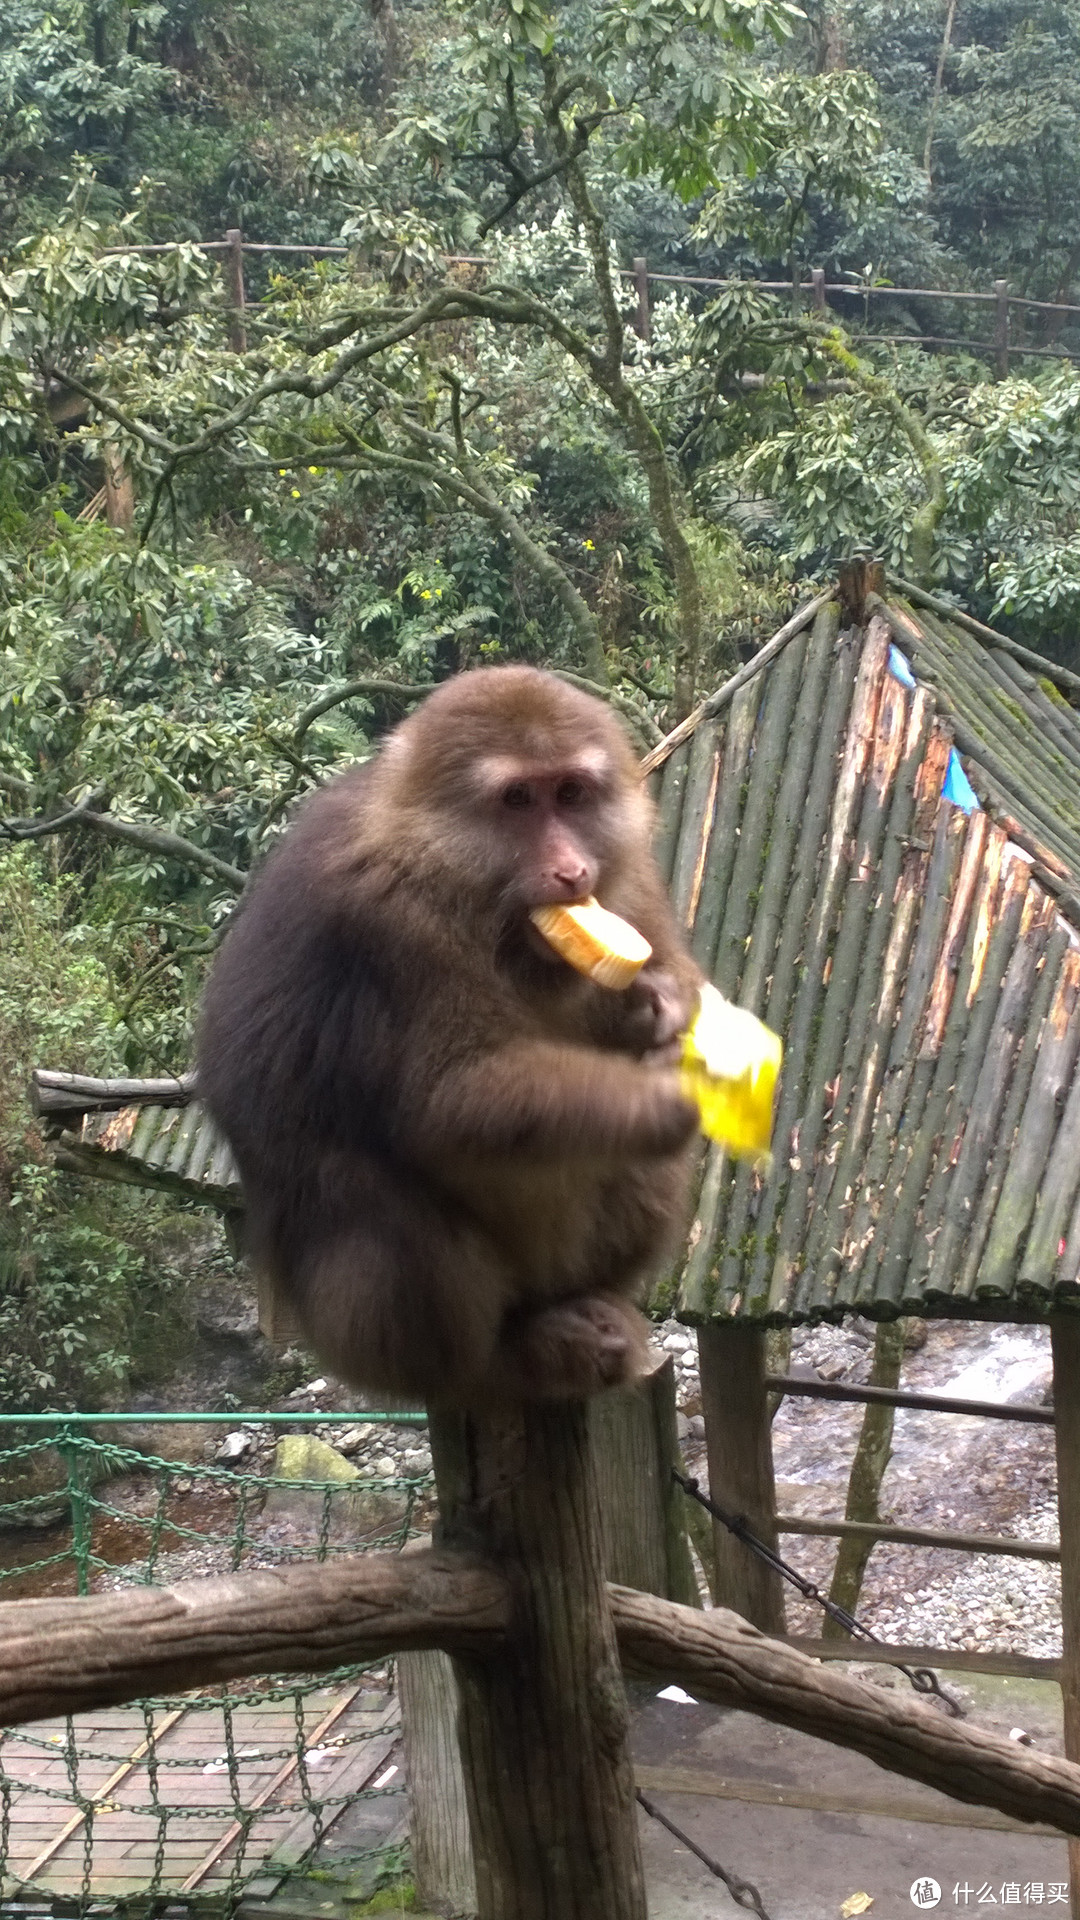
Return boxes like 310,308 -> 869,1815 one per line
472,758 -> 612,911
374,666 -> 652,927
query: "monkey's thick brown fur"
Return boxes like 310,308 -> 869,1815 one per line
198,667 -> 702,1405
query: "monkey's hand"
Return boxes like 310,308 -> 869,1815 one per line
621,966 -> 697,1065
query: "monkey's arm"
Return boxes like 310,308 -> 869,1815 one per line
407,1040 -> 697,1164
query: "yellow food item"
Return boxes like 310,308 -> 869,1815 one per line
680,983 -> 782,1166
529,898 -> 653,989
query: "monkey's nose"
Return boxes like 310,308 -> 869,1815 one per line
551,863 -> 590,897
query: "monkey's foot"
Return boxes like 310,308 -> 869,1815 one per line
498,1294 -> 649,1399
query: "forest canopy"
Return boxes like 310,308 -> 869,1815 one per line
5,0 -> 1080,1405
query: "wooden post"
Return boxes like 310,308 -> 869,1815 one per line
1052,1312 -> 1080,1920
994,278 -> 1010,381
223,228 -> 247,352
590,1352 -> 699,1606
429,1401 -> 646,1920
698,1325 -> 785,1633
811,267 -> 826,315
399,1649 -> 478,1919
632,257 -> 651,345
402,1358 -> 696,1918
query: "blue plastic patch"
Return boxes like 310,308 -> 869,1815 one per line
888,644 -> 917,690
942,748 -> 981,814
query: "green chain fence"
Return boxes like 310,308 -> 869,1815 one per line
0,1411 -> 432,1918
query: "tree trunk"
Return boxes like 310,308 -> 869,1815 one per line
823,1317 -> 906,1637
429,1402 -> 647,1920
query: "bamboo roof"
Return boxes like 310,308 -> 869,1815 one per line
31,579 -> 1080,1325
655,585 -> 1080,1327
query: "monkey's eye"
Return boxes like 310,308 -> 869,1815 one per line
502,782 -> 532,809
556,778 -> 588,808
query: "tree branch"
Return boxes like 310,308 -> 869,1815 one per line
551,670 -> 663,747
293,677 -> 438,743
321,424 -> 610,685
0,801 -> 246,891
4,1555 -> 1080,1838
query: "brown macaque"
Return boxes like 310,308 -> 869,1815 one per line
198,667 -> 703,1406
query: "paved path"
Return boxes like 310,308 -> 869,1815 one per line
0,1683 -> 402,1903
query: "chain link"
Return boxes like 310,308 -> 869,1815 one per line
674,1469 -> 964,1714
0,1423 -> 425,1913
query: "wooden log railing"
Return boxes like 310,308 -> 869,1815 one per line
4,1549 -> 1080,1841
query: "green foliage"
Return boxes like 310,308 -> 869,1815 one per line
0,843 -> 187,1410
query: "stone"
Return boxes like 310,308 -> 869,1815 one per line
262,1435 -> 404,1542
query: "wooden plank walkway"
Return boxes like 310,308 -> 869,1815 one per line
0,1685 -> 402,1900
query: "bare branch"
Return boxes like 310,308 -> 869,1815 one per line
0,800 -> 246,892
293,677 -> 438,742
551,670 -> 663,747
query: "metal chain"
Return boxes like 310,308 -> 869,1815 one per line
673,1469 -> 964,1715
636,1788 -> 774,1919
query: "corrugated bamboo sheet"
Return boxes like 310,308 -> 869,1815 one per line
57,1101 -> 239,1205
664,603 -> 1080,1326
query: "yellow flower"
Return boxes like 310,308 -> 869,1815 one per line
291,489 -> 301,498
308,465 -> 320,475
278,468 -> 287,477
582,538 -> 595,550
420,589 -> 432,600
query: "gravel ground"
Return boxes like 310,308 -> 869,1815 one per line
660,1314 -> 1062,1657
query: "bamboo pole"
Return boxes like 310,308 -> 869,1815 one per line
816,697 -> 941,1307
955,925 -> 1072,1299
842,803 -> 968,1302
802,677 -> 933,1295
871,813 -> 993,1308
688,678 -> 760,974
905,850 -> 1032,1296
978,949 -> 1080,1297
769,623 -> 890,1316
652,741 -> 691,886
709,631 -> 804,998
740,608 -> 854,1312
639,592 -> 831,778
887,577 -> 1080,698
668,718 -> 722,928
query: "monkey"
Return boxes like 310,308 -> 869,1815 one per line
197,666 -> 704,1407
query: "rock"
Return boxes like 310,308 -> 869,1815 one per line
688,1415 -> 706,1442
402,1449 -> 433,1476
335,1424 -> 376,1454
372,1455 -> 398,1479
196,1298 -> 261,1347
675,1413 -> 690,1442
263,1435 -> 405,1542
215,1431 -> 250,1462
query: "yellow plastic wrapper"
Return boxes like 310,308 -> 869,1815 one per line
680,982 -> 782,1166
